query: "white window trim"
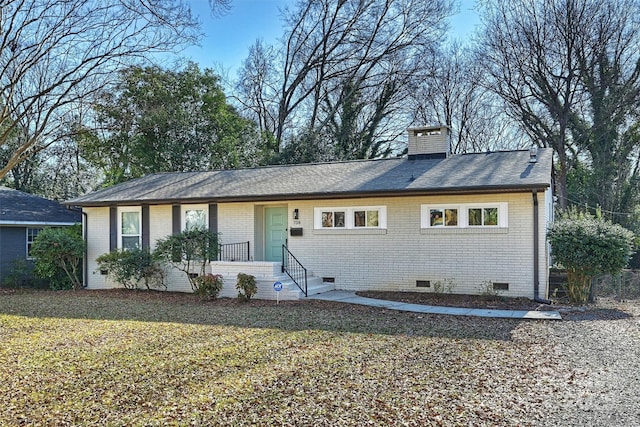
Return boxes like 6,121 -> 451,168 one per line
421,203 -> 508,228
314,206 -> 387,230
181,204 -> 209,231
26,228 -> 42,260
117,206 -> 142,249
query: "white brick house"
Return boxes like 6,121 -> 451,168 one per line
67,126 -> 554,301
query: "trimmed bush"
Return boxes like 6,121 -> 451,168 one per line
548,210 -> 635,304
0,259 -> 48,289
96,248 -> 166,290
154,228 -> 220,291
236,273 -> 257,301
193,274 -> 224,299
31,225 -> 84,290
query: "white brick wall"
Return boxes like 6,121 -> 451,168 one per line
218,203 -> 255,259
85,207 -> 118,289
149,205 -> 171,250
83,191 -> 549,298
287,193 -> 547,298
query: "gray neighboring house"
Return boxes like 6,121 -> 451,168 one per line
0,187 -> 82,283
67,126 -> 554,301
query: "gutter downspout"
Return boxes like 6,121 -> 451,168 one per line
81,210 -> 88,288
532,190 -> 551,304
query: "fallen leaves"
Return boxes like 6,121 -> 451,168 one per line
0,289 -> 637,426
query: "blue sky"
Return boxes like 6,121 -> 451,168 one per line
182,0 -> 481,76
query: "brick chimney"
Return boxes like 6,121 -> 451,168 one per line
407,125 -> 451,160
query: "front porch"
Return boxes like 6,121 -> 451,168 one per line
209,261 -> 335,301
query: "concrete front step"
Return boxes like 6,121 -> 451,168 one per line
209,261 -> 334,300
281,275 -> 336,298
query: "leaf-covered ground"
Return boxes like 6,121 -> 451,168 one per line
0,289 -> 638,426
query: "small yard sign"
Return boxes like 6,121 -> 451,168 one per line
273,281 -> 283,304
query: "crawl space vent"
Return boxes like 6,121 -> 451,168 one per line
493,282 -> 509,291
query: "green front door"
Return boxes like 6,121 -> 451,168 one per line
265,207 -> 287,262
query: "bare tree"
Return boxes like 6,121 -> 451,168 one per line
477,0 -> 640,216
409,42 -> 519,154
208,0 -> 232,16
323,77 -> 399,160
0,0 -> 201,180
476,0 -> 588,209
235,40 -> 279,139
236,0 -> 454,161
279,0 -> 453,150
569,0 -> 640,223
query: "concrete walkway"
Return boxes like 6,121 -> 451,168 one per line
307,290 -> 562,320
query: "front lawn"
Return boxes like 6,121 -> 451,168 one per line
0,290 -> 582,426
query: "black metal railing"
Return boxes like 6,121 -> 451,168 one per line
282,244 -> 308,297
218,241 -> 250,262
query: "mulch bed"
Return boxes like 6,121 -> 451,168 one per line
357,290 -> 558,311
356,290 -> 636,321
4,287 -> 635,321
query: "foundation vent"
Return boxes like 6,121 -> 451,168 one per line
493,282 -> 509,291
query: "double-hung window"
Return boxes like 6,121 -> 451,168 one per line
26,228 -> 42,259
181,205 -> 208,231
118,207 -> 141,250
315,206 -> 386,230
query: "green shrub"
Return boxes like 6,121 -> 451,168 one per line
548,210 -> 635,304
154,228 -> 220,292
193,273 -> 224,299
31,225 -> 84,290
0,259 -> 47,289
96,248 -> 166,290
236,273 -> 257,301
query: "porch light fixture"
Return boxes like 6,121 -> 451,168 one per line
293,208 -> 299,220
529,145 -> 538,163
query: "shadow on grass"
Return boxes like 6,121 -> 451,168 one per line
0,289 -> 532,341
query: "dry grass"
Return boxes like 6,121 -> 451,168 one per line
0,289 -> 637,426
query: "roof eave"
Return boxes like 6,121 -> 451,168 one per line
64,183 -> 551,207
0,220 -> 80,226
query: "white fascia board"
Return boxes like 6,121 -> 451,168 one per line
0,221 -> 78,226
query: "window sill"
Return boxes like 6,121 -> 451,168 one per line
420,227 -> 508,235
313,228 -> 387,235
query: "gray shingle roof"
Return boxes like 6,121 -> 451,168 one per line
66,149 -> 553,206
0,187 -> 82,224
